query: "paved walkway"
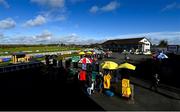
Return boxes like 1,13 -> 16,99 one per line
89,79 -> 180,111
130,77 -> 180,100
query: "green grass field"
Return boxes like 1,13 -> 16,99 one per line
0,53 -> 82,67
0,45 -> 86,66
0,46 -> 82,56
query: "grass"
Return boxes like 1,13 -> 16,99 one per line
0,46 -> 82,56
0,53 -> 84,67
0,61 -> 12,67
0,45 -> 89,66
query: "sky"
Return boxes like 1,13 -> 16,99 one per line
0,0 -> 180,45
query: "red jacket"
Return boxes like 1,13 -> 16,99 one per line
79,70 -> 86,81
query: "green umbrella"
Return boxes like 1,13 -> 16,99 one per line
72,56 -> 80,62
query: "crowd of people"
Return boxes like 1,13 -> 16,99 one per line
66,54 -> 132,98
44,51 -> 166,100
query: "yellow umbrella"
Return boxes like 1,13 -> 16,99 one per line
86,51 -> 92,55
101,61 -> 118,70
79,51 -> 85,55
118,62 -> 136,70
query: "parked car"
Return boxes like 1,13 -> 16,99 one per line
144,51 -> 152,55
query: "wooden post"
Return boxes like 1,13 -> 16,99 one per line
12,56 -> 14,64
14,55 -> 17,64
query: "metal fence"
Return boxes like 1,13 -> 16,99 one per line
0,62 -> 43,73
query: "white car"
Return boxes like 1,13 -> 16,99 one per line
144,51 -> 152,55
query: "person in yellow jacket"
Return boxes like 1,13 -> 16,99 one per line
103,73 -> 111,90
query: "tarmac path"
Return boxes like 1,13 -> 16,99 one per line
90,52 -> 180,111
89,83 -> 180,111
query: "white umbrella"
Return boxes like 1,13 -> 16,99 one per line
157,52 -> 168,59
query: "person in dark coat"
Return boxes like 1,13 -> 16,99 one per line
96,71 -> 103,93
150,73 -> 160,92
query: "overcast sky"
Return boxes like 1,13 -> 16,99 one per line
0,0 -> 179,44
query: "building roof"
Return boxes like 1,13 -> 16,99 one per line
102,37 -> 148,45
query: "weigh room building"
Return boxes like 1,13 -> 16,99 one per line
102,37 -> 151,53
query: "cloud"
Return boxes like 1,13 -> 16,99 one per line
11,36 -> 34,44
89,1 -> 120,13
89,6 -> 99,13
58,33 -> 103,45
0,33 -> 4,38
56,15 -> 66,21
0,30 -> 53,44
0,33 -> 14,44
0,33 -> 3,37
1,31 -> 180,45
101,1 -> 120,12
31,0 -> 65,8
40,9 -> 67,22
105,32 -> 180,45
0,18 -> 16,29
34,30 -> 52,40
24,15 -> 46,27
59,33 -> 80,44
0,0 -> 9,8
162,2 -> 180,11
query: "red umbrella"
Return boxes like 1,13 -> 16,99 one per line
79,57 -> 93,64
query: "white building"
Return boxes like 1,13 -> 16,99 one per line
102,37 -> 151,54
139,38 -> 151,53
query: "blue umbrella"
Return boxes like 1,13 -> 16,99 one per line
2,58 -> 11,62
34,54 -> 44,58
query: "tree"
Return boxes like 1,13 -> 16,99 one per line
158,40 -> 168,47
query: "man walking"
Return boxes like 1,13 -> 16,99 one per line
150,73 -> 160,92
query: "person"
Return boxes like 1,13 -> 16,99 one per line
124,54 -> 130,62
95,71 -> 103,94
45,55 -> 50,65
58,59 -> 63,68
103,70 -> 112,92
65,59 -> 71,68
78,69 -> 87,91
67,67 -> 76,81
120,69 -> 130,80
73,62 -> 78,68
87,80 -> 95,95
150,73 -> 160,92
120,68 -> 134,100
82,63 -> 87,71
91,71 -> 97,91
92,58 -> 99,72
53,58 -> 57,67
58,65 -> 68,83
